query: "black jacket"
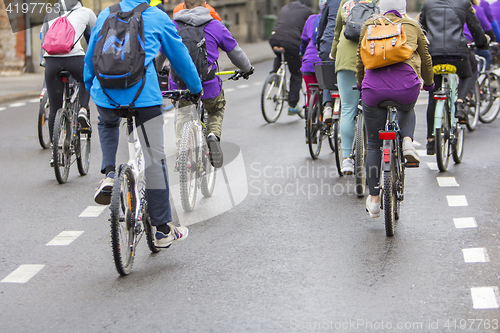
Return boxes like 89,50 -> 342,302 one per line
419,0 -> 487,57
269,0 -> 313,49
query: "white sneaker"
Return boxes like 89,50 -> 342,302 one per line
154,223 -> 189,248
366,195 -> 380,218
94,172 -> 115,205
323,106 -> 333,124
403,141 -> 420,165
341,158 -> 354,175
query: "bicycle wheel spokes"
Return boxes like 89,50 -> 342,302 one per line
435,103 -> 450,172
307,90 -> 323,159
479,73 -> 500,123
142,204 -> 160,254
38,94 -> 51,149
179,122 -> 198,212
261,73 -> 283,123
466,82 -> 480,131
76,130 -> 91,176
53,109 -> 71,184
452,124 -> 465,164
110,165 -> 136,275
355,114 -> 366,197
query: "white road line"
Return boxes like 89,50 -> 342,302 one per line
8,102 -> 26,108
413,140 -> 422,147
453,217 -> 477,229
0,107 -> 5,112
29,98 -> 40,103
416,149 -> 427,156
426,162 -> 439,170
237,84 -> 249,89
471,287 -> 500,309
225,88 -> 235,93
1,265 -> 45,283
437,177 -> 459,187
462,248 -> 489,263
79,205 -> 107,217
447,195 -> 468,207
46,231 -> 84,246
254,82 -> 263,86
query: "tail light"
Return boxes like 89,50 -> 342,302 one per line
383,149 -> 391,163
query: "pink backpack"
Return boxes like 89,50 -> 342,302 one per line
42,10 -> 81,55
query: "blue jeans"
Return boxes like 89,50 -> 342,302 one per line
337,70 -> 360,157
97,105 -> 172,226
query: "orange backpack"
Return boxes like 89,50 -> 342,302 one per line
360,16 -> 414,70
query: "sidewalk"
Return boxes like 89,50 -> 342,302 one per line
0,40 -> 275,105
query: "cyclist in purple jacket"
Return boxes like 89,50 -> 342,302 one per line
170,0 -> 254,168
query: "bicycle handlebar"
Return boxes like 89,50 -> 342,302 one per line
161,89 -> 196,101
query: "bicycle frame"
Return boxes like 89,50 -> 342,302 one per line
380,106 -> 401,172
433,72 -> 458,131
274,53 -> 287,102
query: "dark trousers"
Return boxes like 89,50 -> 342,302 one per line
269,39 -> 302,108
97,105 -> 172,226
44,56 -> 90,141
363,101 -> 416,196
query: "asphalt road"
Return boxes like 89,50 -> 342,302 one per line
1,61 -> 500,332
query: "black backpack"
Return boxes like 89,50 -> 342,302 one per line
171,20 -> 216,87
343,0 -> 380,41
92,3 -> 149,106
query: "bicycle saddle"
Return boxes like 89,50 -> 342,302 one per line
57,71 -> 72,78
272,46 -> 286,54
378,100 -> 402,109
433,64 -> 457,74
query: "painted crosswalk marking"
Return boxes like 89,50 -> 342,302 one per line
453,217 -> 477,229
437,177 -> 459,187
79,205 -> 107,217
46,231 -> 84,246
9,102 -> 26,108
462,248 -> 489,263
471,287 -> 500,309
447,195 -> 468,206
1,265 -> 45,283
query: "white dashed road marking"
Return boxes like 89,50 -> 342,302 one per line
8,102 -> 26,108
447,195 -> 468,206
29,98 -> 40,103
462,248 -> 489,263
225,88 -> 235,93
437,177 -> 459,187
453,217 -> 477,229
471,287 -> 500,309
426,162 -> 439,170
0,107 -> 6,112
237,84 -> 249,89
1,265 -> 45,283
46,231 -> 84,246
79,205 -> 107,217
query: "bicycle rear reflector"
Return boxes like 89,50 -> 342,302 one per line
331,93 -> 340,98
379,131 -> 396,140
383,149 -> 391,163
434,95 -> 447,100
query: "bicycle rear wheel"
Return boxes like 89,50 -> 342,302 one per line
383,160 -> 396,237
354,114 -> 366,197
452,123 -> 465,164
479,73 -> 500,123
110,164 -> 136,275
52,108 -> 71,184
478,73 -> 494,116
435,103 -> 450,172
38,93 -> 51,149
201,144 -> 217,197
307,89 -> 323,159
297,80 -> 306,119
179,122 -> 198,212
261,73 -> 284,123
333,120 -> 343,176
142,204 -> 160,254
466,82 -> 480,131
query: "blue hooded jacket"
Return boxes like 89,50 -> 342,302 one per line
84,0 -> 202,108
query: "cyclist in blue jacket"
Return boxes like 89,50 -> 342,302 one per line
84,0 -> 202,248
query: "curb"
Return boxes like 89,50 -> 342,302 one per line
0,91 -> 40,105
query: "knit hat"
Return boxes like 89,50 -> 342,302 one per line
380,0 -> 407,15
319,0 -> 327,9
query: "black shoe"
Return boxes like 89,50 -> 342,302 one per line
426,139 -> 435,156
207,133 -> 223,168
455,101 -> 467,124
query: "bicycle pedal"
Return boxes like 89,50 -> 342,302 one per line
405,162 -> 419,168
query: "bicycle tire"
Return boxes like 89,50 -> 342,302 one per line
466,82 -> 480,131
333,120 -> 343,176
354,114 -> 366,197
76,100 -> 91,176
383,165 -> 396,237
200,148 -> 217,197
179,121 -> 198,212
52,108 -> 71,184
307,89 -> 322,159
297,80 -> 306,119
394,136 -> 404,221
110,164 -> 136,275
37,93 -> 51,149
261,73 -> 284,123
142,204 -> 160,254
478,73 -> 494,116
435,102 -> 450,172
479,73 -> 500,123
452,123 -> 465,164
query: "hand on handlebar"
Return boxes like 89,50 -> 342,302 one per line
188,90 -> 202,103
241,66 -> 255,80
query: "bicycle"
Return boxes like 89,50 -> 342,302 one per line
51,71 -> 91,184
463,54 -> 482,132
108,103 -> 167,276
432,64 -> 465,172
307,61 -> 343,176
348,89 -> 367,198
37,85 -> 51,149
168,70 -> 246,212
476,43 -> 500,124
261,46 -> 306,123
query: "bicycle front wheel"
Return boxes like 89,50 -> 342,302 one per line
52,108 -> 71,184
435,103 -> 450,172
466,82 -> 480,131
110,164 -> 136,276
452,123 -> 465,164
38,94 -> 51,149
142,204 -> 160,254
261,73 -> 284,123
307,89 -> 323,159
179,122 -> 198,212
201,144 -> 217,197
354,114 -> 366,197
